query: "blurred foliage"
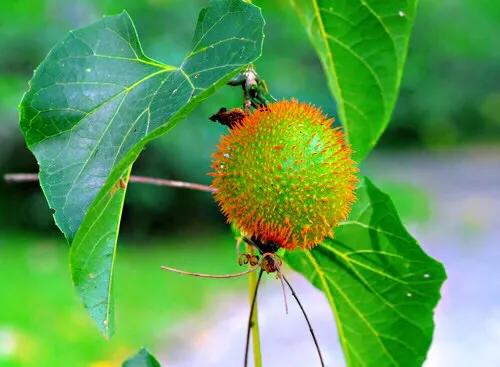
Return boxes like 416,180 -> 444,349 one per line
387,0 -> 500,147
0,0 -> 499,234
0,232 -> 243,367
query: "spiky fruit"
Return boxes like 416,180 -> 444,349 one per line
211,100 -> 358,250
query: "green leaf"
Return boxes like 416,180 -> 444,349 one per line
69,168 -> 131,337
284,177 -> 446,367
20,0 -> 264,337
289,0 -> 418,161
20,1 -> 264,240
122,348 -> 161,367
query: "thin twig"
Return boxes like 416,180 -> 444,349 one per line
277,270 -> 289,314
3,173 -> 216,193
3,173 -> 38,182
282,275 -> 325,367
130,175 -> 216,193
160,265 -> 257,279
244,269 -> 264,367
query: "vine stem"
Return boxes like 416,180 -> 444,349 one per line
3,173 -> 216,193
246,244 -> 263,367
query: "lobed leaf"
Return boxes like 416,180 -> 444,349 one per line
284,177 -> 446,367
19,0 -> 264,337
289,0 -> 418,161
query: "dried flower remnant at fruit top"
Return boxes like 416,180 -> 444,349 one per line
211,100 -> 358,250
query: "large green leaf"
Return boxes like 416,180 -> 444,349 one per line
289,0 -> 418,161
122,348 -> 161,367
19,0 -> 264,337
285,177 -> 446,367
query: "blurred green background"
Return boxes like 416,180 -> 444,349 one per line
0,0 -> 499,366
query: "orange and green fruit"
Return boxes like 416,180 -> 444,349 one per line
211,100 -> 358,250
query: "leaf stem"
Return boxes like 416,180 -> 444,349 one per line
246,244 -> 263,367
3,173 -> 216,193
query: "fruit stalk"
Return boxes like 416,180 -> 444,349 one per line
247,243 -> 263,367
